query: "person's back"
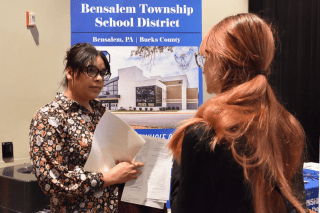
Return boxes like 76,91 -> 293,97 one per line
172,123 -> 254,213
168,13 -> 308,213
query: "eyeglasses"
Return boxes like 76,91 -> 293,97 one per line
195,52 -> 206,69
85,65 -> 111,81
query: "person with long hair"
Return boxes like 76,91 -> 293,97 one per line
168,13 -> 309,213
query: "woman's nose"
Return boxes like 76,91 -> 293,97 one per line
95,72 -> 104,81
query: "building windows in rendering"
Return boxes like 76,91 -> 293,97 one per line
156,86 -> 162,106
98,77 -> 120,110
103,80 -> 118,95
98,66 -> 198,111
136,86 -> 162,107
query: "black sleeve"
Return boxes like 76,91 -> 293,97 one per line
175,124 -> 216,213
170,159 -> 180,213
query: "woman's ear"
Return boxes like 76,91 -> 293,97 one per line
66,67 -> 73,80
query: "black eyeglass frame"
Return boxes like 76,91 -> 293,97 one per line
85,65 -> 111,81
194,52 -> 206,69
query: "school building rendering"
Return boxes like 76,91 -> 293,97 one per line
97,66 -> 199,111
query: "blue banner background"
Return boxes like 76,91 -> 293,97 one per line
71,0 -> 202,208
71,32 -> 201,46
71,0 -> 201,34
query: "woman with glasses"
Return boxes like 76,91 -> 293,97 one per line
29,43 -> 144,213
168,14 -> 308,213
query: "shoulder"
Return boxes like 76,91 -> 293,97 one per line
30,98 -> 66,128
185,122 -> 215,144
182,122 -> 216,153
182,122 -> 231,159
34,100 -> 62,116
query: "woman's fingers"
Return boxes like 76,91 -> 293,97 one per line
132,161 -> 145,168
102,161 -> 145,186
129,169 -> 142,176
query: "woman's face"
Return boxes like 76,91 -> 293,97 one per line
67,56 -> 105,102
201,53 -> 221,94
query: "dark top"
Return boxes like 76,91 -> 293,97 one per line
170,123 -> 254,213
170,123 -> 309,213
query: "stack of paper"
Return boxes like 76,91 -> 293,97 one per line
121,135 -> 173,209
84,111 -> 146,172
84,111 -> 173,209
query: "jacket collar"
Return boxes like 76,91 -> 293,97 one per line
54,92 -> 103,112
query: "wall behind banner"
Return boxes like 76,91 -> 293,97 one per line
0,0 -> 248,168
0,0 -> 70,168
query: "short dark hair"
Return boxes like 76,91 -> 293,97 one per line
61,43 -> 110,88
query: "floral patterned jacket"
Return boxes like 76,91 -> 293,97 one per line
29,93 -> 118,213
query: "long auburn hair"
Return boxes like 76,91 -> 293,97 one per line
168,13 -> 306,213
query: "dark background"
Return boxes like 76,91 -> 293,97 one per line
249,0 -> 319,162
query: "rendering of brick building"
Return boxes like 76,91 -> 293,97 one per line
97,66 -> 198,111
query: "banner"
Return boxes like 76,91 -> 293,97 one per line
71,1 -> 202,207
71,0 -> 202,132
71,0 -> 201,46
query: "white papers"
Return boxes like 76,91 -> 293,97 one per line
84,112 -> 172,209
121,135 -> 173,209
84,111 -> 145,172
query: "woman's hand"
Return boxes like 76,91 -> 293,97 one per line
101,161 -> 144,187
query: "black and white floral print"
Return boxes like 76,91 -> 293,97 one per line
29,93 -> 118,213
